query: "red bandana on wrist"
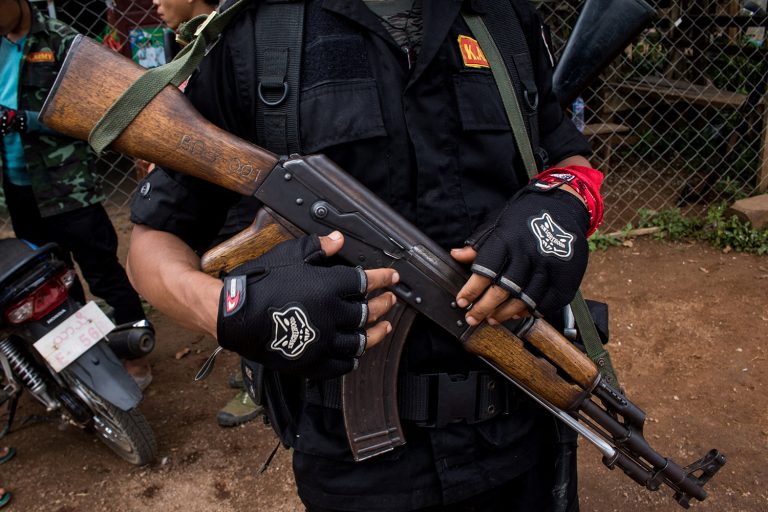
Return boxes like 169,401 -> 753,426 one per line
531,165 -> 604,236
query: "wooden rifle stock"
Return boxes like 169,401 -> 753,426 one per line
40,36 -> 278,197
40,36 -> 725,504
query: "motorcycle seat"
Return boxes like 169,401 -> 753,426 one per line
0,238 -> 60,288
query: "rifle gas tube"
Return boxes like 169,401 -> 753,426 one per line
40,35 -> 725,507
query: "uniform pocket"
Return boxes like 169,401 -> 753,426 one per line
453,72 -> 511,132
300,79 -> 387,154
451,73 -> 519,229
21,62 -> 59,108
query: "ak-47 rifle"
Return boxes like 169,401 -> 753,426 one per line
40,24 -> 723,510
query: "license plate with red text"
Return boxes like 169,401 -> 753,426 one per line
33,301 -> 116,373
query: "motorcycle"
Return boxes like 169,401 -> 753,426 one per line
0,237 -> 157,465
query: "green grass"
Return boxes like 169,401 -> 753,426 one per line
637,204 -> 768,255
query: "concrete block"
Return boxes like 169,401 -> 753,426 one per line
726,194 -> 768,230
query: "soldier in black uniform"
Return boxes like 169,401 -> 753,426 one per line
127,1 -> 604,510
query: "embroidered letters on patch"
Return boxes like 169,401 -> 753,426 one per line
457,35 -> 489,68
529,212 -> 575,260
27,51 -> 55,63
269,304 -> 317,359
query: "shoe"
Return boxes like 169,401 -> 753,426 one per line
227,372 -> 244,389
216,389 -> 263,427
0,447 -> 14,465
123,358 -> 153,391
131,371 -> 153,392
0,490 -> 10,509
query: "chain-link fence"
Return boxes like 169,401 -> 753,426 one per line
0,0 -> 163,236
539,0 -> 768,231
2,0 -> 767,234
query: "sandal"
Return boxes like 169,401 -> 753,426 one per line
0,490 -> 11,508
0,447 -> 14,465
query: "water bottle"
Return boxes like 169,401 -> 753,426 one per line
572,97 -> 585,133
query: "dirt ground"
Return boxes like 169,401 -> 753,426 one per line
2,210 -> 767,512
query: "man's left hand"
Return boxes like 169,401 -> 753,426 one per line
453,188 -> 589,325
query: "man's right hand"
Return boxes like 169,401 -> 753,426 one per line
217,231 -> 398,380
0,105 -> 27,136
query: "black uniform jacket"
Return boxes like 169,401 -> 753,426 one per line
131,0 -> 591,509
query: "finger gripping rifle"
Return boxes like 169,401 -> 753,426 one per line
39,36 -> 725,507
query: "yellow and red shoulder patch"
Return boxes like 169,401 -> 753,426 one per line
26,51 -> 55,63
457,35 -> 489,69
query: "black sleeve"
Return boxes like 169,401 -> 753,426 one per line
523,5 -> 593,165
129,20 -> 255,253
129,167 -> 236,254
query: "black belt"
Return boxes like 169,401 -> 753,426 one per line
303,370 -> 520,428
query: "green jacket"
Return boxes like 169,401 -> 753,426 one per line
3,5 -> 103,217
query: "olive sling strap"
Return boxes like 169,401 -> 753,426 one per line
463,9 -> 621,389
87,0 -> 253,155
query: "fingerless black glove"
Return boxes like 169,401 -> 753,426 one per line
217,235 -> 369,380
0,106 -> 27,136
467,188 -> 589,315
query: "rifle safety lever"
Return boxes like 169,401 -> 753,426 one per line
309,200 -> 407,260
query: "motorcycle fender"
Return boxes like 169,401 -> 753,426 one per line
67,342 -> 142,411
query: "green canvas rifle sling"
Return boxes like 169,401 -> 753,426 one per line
88,0 -> 253,155
463,7 -> 621,390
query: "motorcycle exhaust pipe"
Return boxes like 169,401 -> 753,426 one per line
105,320 -> 155,360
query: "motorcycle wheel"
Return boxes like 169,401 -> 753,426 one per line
69,377 -> 157,465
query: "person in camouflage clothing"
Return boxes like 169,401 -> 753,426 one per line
0,0 -> 148,335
